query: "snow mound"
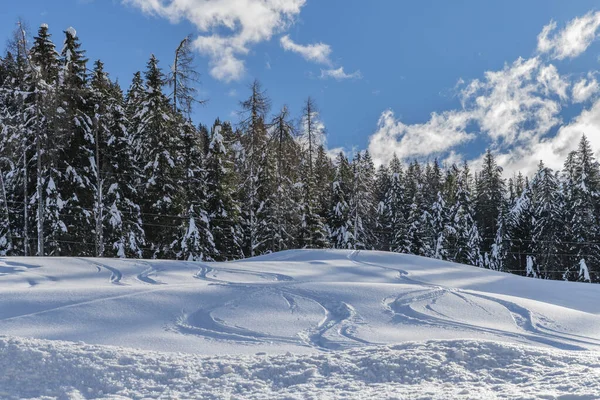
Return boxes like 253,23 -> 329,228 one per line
1,335 -> 598,399
66,26 -> 77,37
0,250 -> 600,355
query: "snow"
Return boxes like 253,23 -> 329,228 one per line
580,258 -> 591,282
1,336 -> 599,399
66,26 -> 77,38
1,249 -> 600,397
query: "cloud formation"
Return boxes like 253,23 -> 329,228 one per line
124,0 -> 306,82
319,67 -> 362,80
368,11 -> 600,176
537,11 -> 600,60
280,35 -> 332,65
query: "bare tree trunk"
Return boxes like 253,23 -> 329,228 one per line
36,98 -> 44,256
0,166 -> 13,253
22,143 -> 29,256
94,112 -> 104,257
17,22 -> 29,256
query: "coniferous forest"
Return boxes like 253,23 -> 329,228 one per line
1,23 -> 600,283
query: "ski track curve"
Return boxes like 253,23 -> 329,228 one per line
4,252 -> 598,353
78,258 -> 124,285
189,266 -> 371,351
465,291 -> 600,350
285,289 -> 374,351
384,288 -> 592,351
0,260 -> 59,286
193,264 -> 294,284
135,262 -> 164,285
349,250 -> 600,351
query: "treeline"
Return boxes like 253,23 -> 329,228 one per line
0,23 -> 599,283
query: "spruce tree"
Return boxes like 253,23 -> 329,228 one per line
374,164 -> 391,251
386,155 -> 407,253
205,121 -> 244,261
329,152 -> 353,249
56,27 -> 94,256
90,60 -> 145,258
28,23 -> 60,255
178,116 -> 215,261
447,162 -> 482,266
137,55 -> 183,259
270,106 -> 301,251
561,135 -> 600,281
475,150 -> 506,264
297,98 -> 329,249
530,161 -> 563,279
349,151 -> 376,249
239,80 -> 272,256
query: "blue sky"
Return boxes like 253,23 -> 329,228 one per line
2,1 -> 600,175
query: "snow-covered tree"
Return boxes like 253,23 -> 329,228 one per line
329,152 -> 353,249
205,122 -> 244,261
178,116 -> 215,261
386,155 -> 407,253
90,61 -> 145,258
137,54 -> 183,259
270,106 -> 301,251
349,151 -> 376,249
530,161 -> 563,279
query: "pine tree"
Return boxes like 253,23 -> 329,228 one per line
329,152 -> 353,249
90,60 -> 145,258
270,106 -> 301,251
297,98 -> 329,249
27,23 -> 61,255
55,27 -> 94,256
386,155 -> 407,253
349,151 -> 376,249
137,54 -> 183,259
475,150 -> 506,265
447,162 -> 482,266
530,161 -> 563,279
505,178 -> 533,275
205,121 -> 243,261
561,135 -> 600,282
373,164 -> 391,250
239,80 -> 273,256
178,115 -> 215,261
2,21 -> 33,256
167,36 -> 203,118
125,71 -> 145,165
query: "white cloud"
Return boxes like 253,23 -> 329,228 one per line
537,11 -> 600,60
320,67 -> 362,80
461,57 -> 565,145
280,35 -> 332,65
572,74 -> 599,103
369,54 -> 570,170
368,110 -> 473,166
485,98 -> 600,176
123,0 -> 306,82
367,6 -> 600,177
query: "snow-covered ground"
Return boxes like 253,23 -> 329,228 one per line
1,250 -> 599,398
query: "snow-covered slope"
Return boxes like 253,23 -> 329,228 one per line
2,250 -> 600,398
1,250 -> 600,355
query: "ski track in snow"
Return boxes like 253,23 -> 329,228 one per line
78,258 -> 124,285
1,250 -> 600,398
135,261 -> 164,285
0,250 -> 599,356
